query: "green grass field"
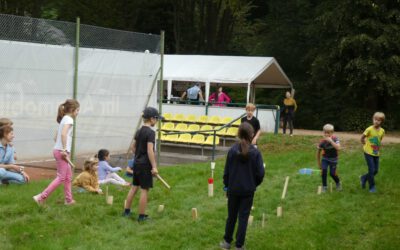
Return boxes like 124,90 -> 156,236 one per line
1,134 -> 399,250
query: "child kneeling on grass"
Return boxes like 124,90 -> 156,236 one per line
123,107 -> 161,222
97,149 -> 130,186
220,122 -> 265,250
360,112 -> 385,193
73,157 -> 103,194
317,124 -> 342,192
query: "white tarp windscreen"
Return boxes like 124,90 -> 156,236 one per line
0,40 -> 159,160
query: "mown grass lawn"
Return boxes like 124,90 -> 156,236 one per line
1,134 -> 399,250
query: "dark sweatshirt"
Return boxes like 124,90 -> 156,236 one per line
223,143 -> 265,195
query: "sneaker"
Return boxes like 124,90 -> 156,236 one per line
369,187 -> 377,193
33,194 -> 44,206
322,186 -> 327,193
336,183 -> 342,191
137,214 -> 150,222
360,176 -> 366,189
219,240 -> 231,249
65,200 -> 76,205
122,211 -> 132,218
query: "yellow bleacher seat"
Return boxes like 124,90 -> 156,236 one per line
203,135 -> 220,145
226,127 -> 238,137
171,113 -> 185,122
214,126 -> 227,136
197,115 -> 208,124
208,115 -> 221,124
191,134 -> 205,144
160,132 -> 167,141
174,123 -> 188,131
163,113 -> 173,121
185,114 -> 197,123
232,119 -> 241,126
200,125 -> 213,134
187,124 -> 200,132
177,133 -> 192,143
220,117 -> 233,125
161,122 -> 175,131
164,134 -> 179,142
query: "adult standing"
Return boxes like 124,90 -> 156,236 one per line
282,91 -> 297,136
181,83 -> 204,105
209,86 -> 231,106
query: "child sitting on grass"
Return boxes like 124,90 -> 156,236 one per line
97,149 -> 130,186
360,112 -> 385,193
73,157 -> 103,194
317,124 -> 342,192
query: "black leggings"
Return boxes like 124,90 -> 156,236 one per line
283,113 -> 294,134
224,193 -> 254,248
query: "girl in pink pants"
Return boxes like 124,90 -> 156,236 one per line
33,99 -> 80,206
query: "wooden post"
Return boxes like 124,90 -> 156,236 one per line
124,200 -> 127,209
248,215 -> 254,225
262,213 -> 266,228
317,186 -> 322,195
281,176 -> 290,199
106,195 -> 113,205
192,208 -> 198,220
277,206 -> 282,217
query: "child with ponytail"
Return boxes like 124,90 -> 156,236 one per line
220,122 -> 265,250
33,99 -> 80,205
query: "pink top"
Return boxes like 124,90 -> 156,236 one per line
209,92 -> 231,106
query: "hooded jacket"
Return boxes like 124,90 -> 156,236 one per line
223,143 -> 265,195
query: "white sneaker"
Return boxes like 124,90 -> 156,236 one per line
33,194 -> 44,206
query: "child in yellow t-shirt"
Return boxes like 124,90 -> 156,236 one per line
360,112 -> 385,193
73,157 -> 103,194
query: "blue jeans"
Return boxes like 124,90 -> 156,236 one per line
362,153 -> 379,189
321,158 -> 340,187
0,168 -> 26,184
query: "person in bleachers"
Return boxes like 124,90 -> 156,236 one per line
209,86 -> 231,107
181,83 -> 204,105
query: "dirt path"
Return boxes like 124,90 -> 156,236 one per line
291,129 -> 400,144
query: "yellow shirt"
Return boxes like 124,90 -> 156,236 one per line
73,171 -> 99,193
283,98 -> 297,112
363,125 -> 385,156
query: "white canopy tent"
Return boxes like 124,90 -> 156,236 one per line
164,54 -> 293,103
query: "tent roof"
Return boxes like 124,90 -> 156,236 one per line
164,54 -> 292,88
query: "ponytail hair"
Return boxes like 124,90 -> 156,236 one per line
0,125 -> 13,139
97,149 -> 110,161
57,99 -> 80,123
237,122 -> 254,158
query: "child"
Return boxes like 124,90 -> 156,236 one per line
317,124 -> 342,192
0,125 -> 30,184
73,157 -> 102,194
123,107 -> 161,222
220,122 -> 265,250
360,112 -> 385,193
0,118 -> 17,161
240,103 -> 261,145
33,99 -> 80,206
97,149 -> 130,186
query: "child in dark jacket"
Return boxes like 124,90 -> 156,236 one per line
220,122 -> 265,250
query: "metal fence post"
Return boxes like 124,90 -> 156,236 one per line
157,30 -> 165,168
275,105 -> 280,135
71,17 -> 80,162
